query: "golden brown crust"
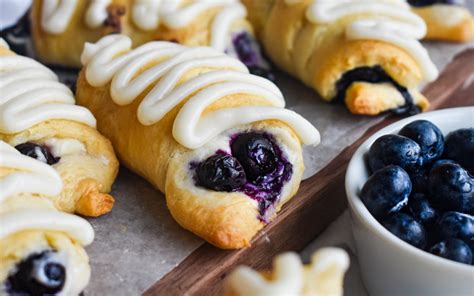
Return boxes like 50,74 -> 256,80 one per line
412,6 -> 474,42
75,179 -> 115,217
243,0 -> 430,115
76,55 -> 305,249
0,47 -> 119,217
30,0 -> 253,68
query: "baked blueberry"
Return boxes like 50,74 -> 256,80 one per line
428,162 -> 474,214
429,239 -> 472,265
368,135 -> 421,172
248,66 -> 275,82
360,165 -> 411,218
15,142 -> 59,165
399,120 -> 444,165
6,251 -> 66,296
196,154 -> 247,192
444,128 -> 474,174
437,211 -> 474,250
408,193 -> 439,227
231,132 -> 279,181
382,212 -> 427,249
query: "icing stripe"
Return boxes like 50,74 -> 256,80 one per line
0,209 -> 95,245
0,141 -> 62,203
0,54 -> 97,134
81,35 -> 321,149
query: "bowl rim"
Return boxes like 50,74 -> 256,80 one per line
345,106 -> 474,272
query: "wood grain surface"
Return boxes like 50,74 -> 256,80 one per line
144,49 -> 474,296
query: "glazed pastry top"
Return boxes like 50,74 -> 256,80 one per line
226,248 -> 349,295
0,141 -> 94,246
40,0 -> 247,51
81,34 -> 320,149
286,0 -> 438,82
0,40 -> 96,134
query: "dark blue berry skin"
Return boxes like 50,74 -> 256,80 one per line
444,128 -> 474,174
407,166 -> 430,193
360,165 -> 411,219
428,163 -> 474,214
437,212 -> 474,250
382,213 -> 427,249
231,133 -> 279,181
399,120 -> 444,165
15,142 -> 59,165
368,135 -> 421,172
196,154 -> 247,192
408,0 -> 464,6
429,239 -> 473,265
6,251 -> 66,296
408,193 -> 439,227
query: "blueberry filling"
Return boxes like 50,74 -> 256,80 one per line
195,132 -> 292,220
15,142 -> 59,165
408,0 -> 464,7
231,32 -> 275,81
334,66 -> 419,116
5,251 -> 66,296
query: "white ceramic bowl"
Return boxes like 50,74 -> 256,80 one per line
345,107 -> 474,296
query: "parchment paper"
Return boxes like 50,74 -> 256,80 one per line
85,40 -> 472,295
0,2 -> 472,294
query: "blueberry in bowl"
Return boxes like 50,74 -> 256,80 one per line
399,120 -> 444,165
444,128 -> 474,174
360,165 -> 411,219
428,162 -> 474,214
368,134 -> 421,172
346,107 -> 474,295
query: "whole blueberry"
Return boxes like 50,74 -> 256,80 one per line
15,142 -> 59,165
7,251 -> 66,296
408,193 -> 439,226
429,239 -> 472,265
428,163 -> 474,214
399,120 -> 444,165
437,211 -> 474,250
196,154 -> 247,192
368,135 -> 421,172
382,212 -> 427,249
360,165 -> 411,218
231,132 -> 279,181
444,128 -> 474,174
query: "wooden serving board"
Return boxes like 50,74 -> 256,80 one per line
144,48 -> 474,296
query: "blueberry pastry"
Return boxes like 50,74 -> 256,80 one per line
242,0 -> 439,115
29,0 -> 270,77
224,248 -> 349,295
0,40 -> 119,217
0,141 -> 94,295
75,34 -> 320,249
408,0 -> 474,42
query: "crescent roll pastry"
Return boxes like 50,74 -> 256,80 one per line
30,0 -> 271,78
224,248 -> 350,296
0,141 -> 94,295
0,40 -> 119,217
242,0 -> 440,116
76,34 -> 320,249
408,0 -> 474,42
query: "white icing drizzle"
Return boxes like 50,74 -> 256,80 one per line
0,52 -> 97,134
0,141 -> 62,204
0,141 -> 94,245
40,0 -> 247,52
81,35 -> 320,149
41,0 -> 78,34
226,248 -> 350,296
304,0 -> 438,82
85,0 -> 112,28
